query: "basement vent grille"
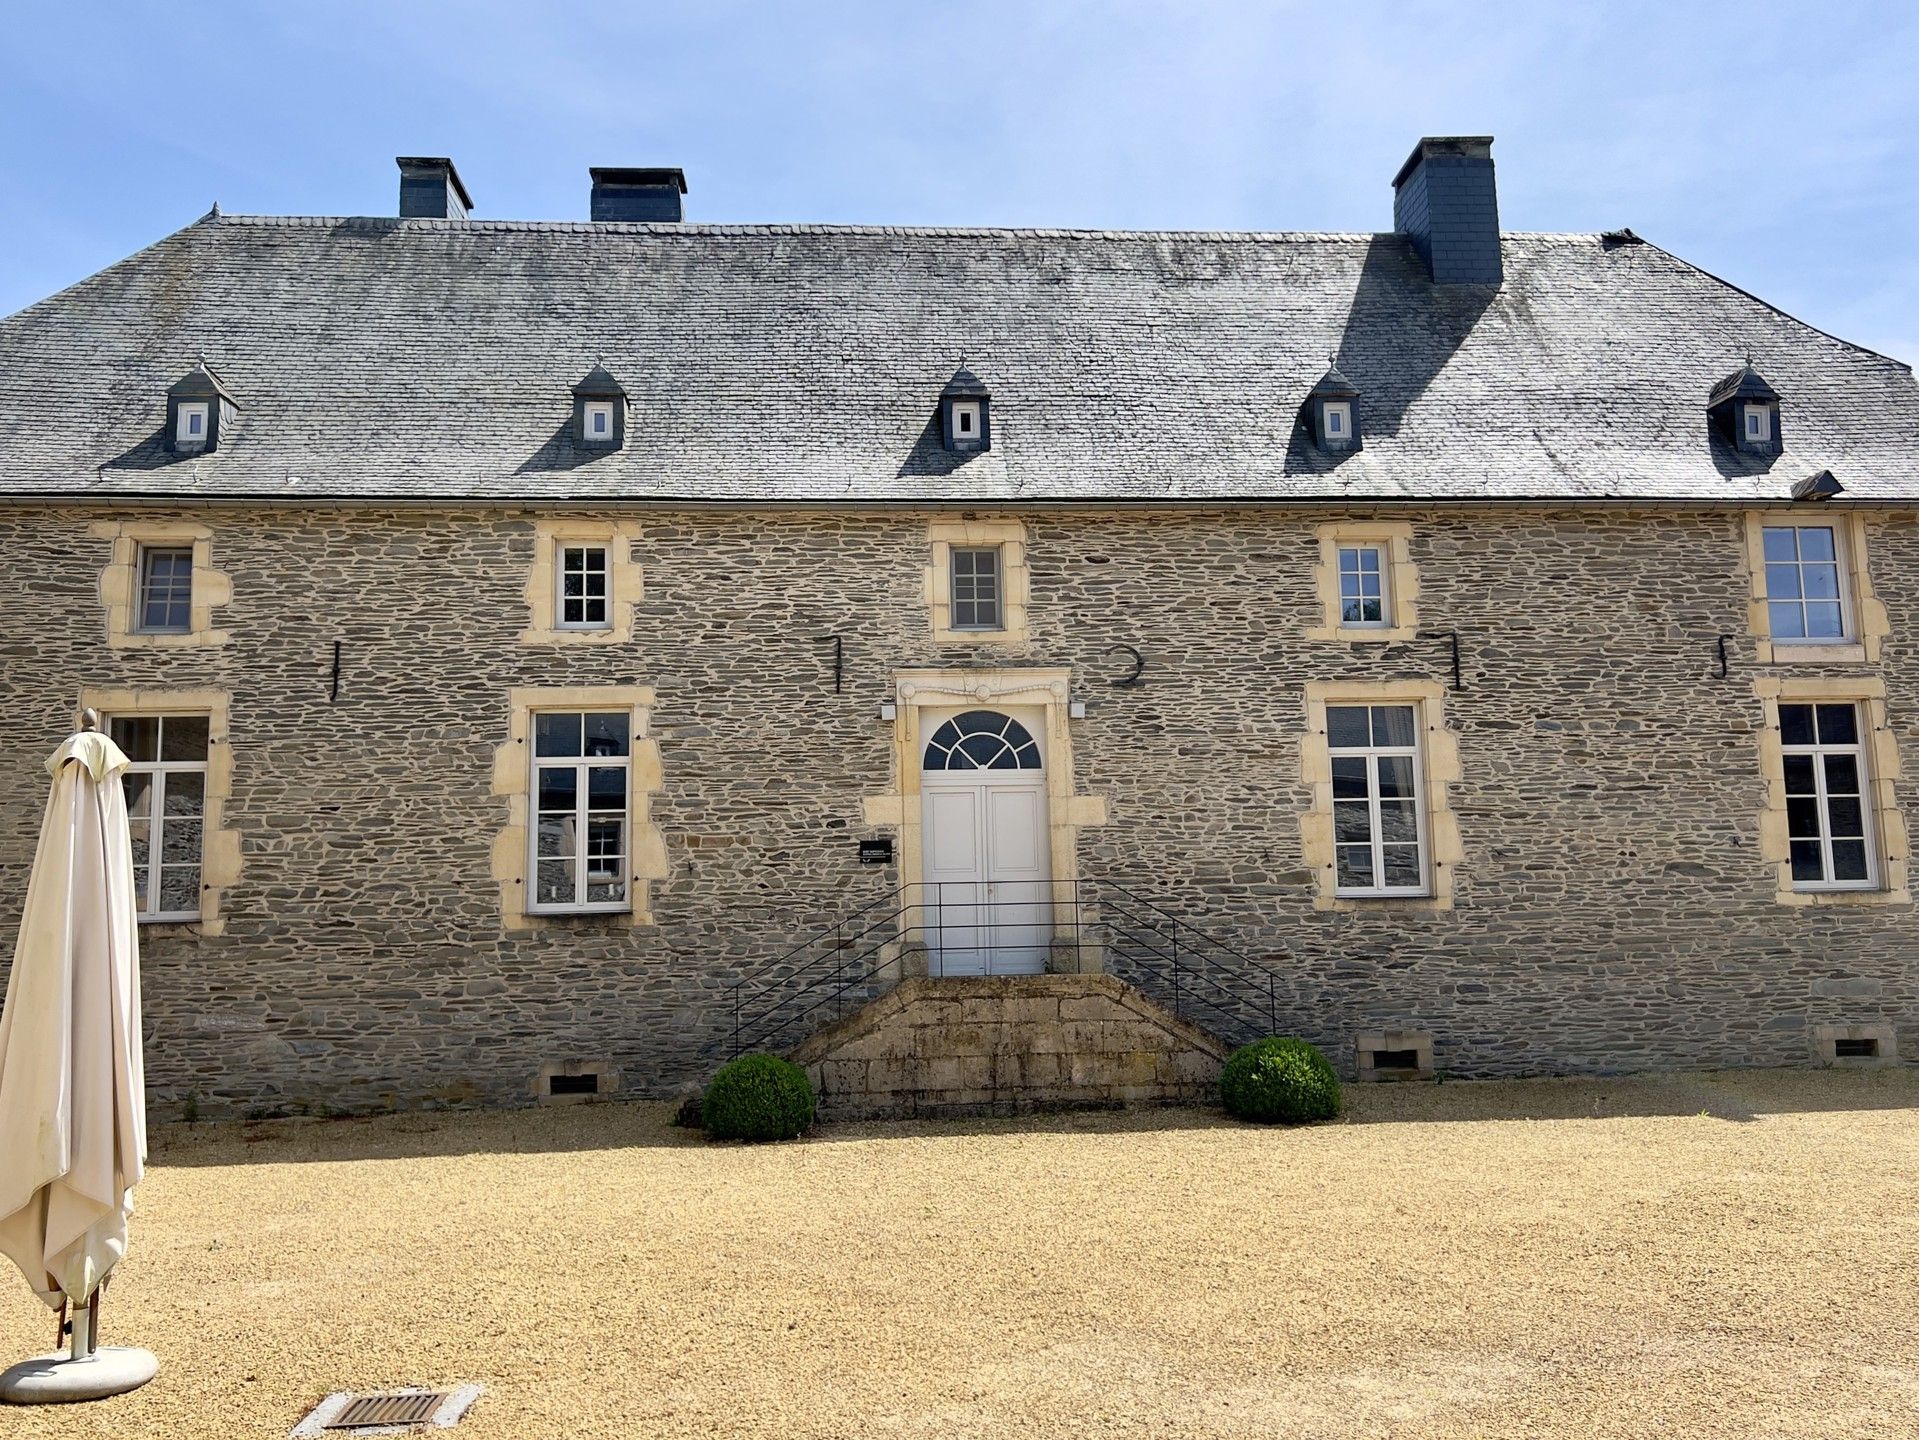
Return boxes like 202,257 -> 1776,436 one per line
547,1072 -> 599,1096
1833,1037 -> 1879,1059
1371,1049 -> 1422,1071
324,1391 -> 450,1429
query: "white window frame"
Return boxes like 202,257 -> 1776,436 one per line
555,544 -> 612,631
1744,403 -> 1772,442
1328,703 -> 1430,898
948,545 -> 1003,631
1779,701 -> 1878,893
136,544 -> 194,634
951,400 -> 981,441
583,400 -> 615,442
1763,523 -> 1853,645
527,710 -> 632,916
113,713 -> 210,923
1336,543 -> 1391,628
175,401 -> 209,447
1324,400 -> 1352,440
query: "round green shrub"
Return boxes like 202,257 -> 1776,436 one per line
701,1053 -> 816,1142
1220,1037 -> 1341,1124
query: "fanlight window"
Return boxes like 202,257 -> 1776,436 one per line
923,710 -> 1041,771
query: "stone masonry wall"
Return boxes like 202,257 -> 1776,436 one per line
790,975 -> 1229,1120
0,502 -> 1913,1115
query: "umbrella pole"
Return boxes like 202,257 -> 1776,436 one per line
68,1294 -> 93,1362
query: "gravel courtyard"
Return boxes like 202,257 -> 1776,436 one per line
2,1069 -> 1916,1439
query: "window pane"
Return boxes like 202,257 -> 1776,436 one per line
1781,754 -> 1817,795
1340,597 -> 1366,624
1381,845 -> 1422,889
1815,705 -> 1858,746
1336,846 -> 1374,889
1831,840 -> 1870,882
1789,840 -> 1824,882
535,817 -> 570,857
111,717 -> 159,763
1376,756 -> 1416,799
1331,757 -> 1368,799
1785,797 -> 1822,839
1372,706 -> 1417,747
160,817 -> 202,864
1378,801 -> 1419,844
535,713 -> 583,757
1769,601 -> 1806,639
1825,797 -> 1865,840
1326,707 -> 1369,749
1338,547 -> 1362,572
1803,602 -> 1844,638
585,818 -> 625,879
1334,802 -> 1372,843
1764,563 -> 1802,599
583,712 -> 629,757
158,867 -> 199,915
129,821 -> 150,880
536,859 -> 575,907
1762,527 -> 1798,562
1778,705 -> 1815,748
160,715 -> 210,761
1796,527 -> 1836,561
587,767 -> 626,811
1821,754 -> 1860,797
537,766 -> 578,811
164,773 -> 204,815
1800,563 -> 1840,600
122,772 -> 155,817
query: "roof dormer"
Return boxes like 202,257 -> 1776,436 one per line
940,366 -> 991,454
1301,363 -> 1362,452
1709,364 -> 1782,456
571,365 -> 627,449
166,364 -> 236,455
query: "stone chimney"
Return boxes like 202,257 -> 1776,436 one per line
589,168 -> 688,223
396,157 -> 472,220
1391,137 -> 1501,286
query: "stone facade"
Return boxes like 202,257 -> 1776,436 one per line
790,975 -> 1228,1120
0,500 -> 1913,1117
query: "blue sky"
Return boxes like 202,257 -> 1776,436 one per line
5,2 -> 1917,364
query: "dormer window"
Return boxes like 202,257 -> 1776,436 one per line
571,365 -> 627,450
1302,364 -> 1362,453
939,366 -> 992,454
165,364 -> 236,455
1709,363 -> 1782,456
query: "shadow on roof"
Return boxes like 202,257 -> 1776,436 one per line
517,421 -> 620,473
896,409 -> 975,479
101,429 -> 190,472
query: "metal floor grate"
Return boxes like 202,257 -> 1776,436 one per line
324,1390 -> 451,1429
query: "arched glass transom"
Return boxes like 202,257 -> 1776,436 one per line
923,710 -> 1042,771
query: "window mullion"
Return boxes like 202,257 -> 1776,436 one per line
1810,741 -> 1836,886
1367,752 -> 1385,893
574,760 -> 589,908
149,767 -> 166,917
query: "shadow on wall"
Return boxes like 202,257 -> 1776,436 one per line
1283,234 -> 1495,477
146,1066 -> 1919,1165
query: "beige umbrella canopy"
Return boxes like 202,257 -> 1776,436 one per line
0,717 -> 157,1402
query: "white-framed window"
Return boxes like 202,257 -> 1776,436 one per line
530,710 -> 631,914
1324,401 -> 1352,440
1328,703 -> 1428,897
137,546 -> 194,633
1780,701 -> 1876,891
583,400 -> 615,442
1763,524 -> 1850,642
175,402 -> 209,448
557,545 -> 611,630
951,400 -> 980,442
1338,544 -> 1390,626
1745,404 -> 1772,443
109,713 -> 209,922
949,546 -> 1002,630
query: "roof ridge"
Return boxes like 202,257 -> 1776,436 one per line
203,213 -> 1607,244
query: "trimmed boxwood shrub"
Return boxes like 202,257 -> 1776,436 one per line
1220,1037 -> 1341,1124
701,1054 -> 816,1142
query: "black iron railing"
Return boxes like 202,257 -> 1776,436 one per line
721,878 -> 1286,1057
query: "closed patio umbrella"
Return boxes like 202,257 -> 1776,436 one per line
0,713 -> 157,1403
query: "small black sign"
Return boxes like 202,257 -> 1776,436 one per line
858,837 -> 895,865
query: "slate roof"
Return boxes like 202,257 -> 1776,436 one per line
1,211 -> 1915,505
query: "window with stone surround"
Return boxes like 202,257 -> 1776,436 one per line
112,713 -> 210,922
1743,511 -> 1887,664
1307,521 -> 1418,643
93,520 -> 232,650
1778,702 -> 1876,891
521,521 -> 643,645
949,546 -> 1003,630
927,519 -> 1029,644
529,711 -> 632,915
1763,525 -> 1850,643
1328,703 -> 1428,896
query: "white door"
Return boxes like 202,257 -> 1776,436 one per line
919,708 -> 1052,976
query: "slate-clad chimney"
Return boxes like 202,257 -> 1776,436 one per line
589,167 -> 688,223
1392,136 -> 1502,287
396,156 -> 472,219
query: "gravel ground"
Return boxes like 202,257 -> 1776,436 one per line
2,1068 -> 1917,1439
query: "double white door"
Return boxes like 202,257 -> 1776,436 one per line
921,775 -> 1052,975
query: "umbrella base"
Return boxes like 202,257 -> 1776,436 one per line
0,1347 -> 158,1404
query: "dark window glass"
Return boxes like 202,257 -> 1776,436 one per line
138,548 -> 193,633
